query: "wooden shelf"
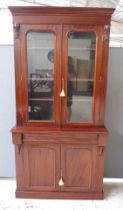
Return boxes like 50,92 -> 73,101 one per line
68,96 -> 92,102
29,78 -> 53,81
69,78 -> 93,82
29,78 -> 93,82
29,98 -> 53,101
28,47 -> 54,50
69,47 -> 95,51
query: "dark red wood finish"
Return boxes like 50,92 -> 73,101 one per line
61,25 -> 104,127
20,24 -> 61,127
10,7 -> 114,199
12,127 -> 107,199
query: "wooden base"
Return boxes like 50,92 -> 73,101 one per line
16,190 -> 104,200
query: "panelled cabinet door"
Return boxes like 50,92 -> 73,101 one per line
61,144 -> 97,192
20,25 -> 61,127
23,143 -> 60,191
61,25 -> 103,127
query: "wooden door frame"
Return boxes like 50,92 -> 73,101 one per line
61,25 -> 104,128
60,144 -> 97,192
23,142 -> 61,191
20,24 -> 61,127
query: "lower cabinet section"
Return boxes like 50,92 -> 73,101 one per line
13,131 -> 107,199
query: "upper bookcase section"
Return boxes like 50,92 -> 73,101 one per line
9,7 -> 114,25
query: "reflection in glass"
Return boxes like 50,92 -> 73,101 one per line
67,32 -> 96,122
27,32 -> 54,120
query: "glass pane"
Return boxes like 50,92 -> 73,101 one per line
27,32 -> 54,120
67,32 -> 96,122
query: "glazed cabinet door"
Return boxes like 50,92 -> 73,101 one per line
61,25 -> 103,127
20,25 -> 61,127
23,143 -> 60,191
61,144 -> 97,192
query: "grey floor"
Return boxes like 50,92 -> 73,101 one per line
0,178 -> 123,210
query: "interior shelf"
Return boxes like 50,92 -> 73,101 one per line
29,78 -> 54,81
29,98 -> 53,101
69,78 -> 93,82
69,47 -> 95,51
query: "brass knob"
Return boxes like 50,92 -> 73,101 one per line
58,177 -> 64,186
58,169 -> 64,186
60,78 -> 65,97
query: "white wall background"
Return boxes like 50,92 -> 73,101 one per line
0,9 -> 13,45
0,45 -> 16,177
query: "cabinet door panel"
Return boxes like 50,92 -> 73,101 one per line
21,25 -> 61,126
61,25 -> 103,127
24,143 -> 60,191
61,144 -> 97,192
27,32 -> 55,121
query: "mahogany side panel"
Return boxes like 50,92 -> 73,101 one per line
13,133 -> 25,190
95,134 -> 108,191
13,25 -> 23,125
99,25 -> 111,124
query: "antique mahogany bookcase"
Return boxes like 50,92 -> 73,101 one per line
10,7 -> 114,199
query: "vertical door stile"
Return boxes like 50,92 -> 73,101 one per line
61,25 -> 68,126
21,25 -> 29,125
57,24 -> 63,127
60,24 -> 65,127
93,26 -> 104,125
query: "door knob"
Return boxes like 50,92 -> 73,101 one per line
60,78 -> 65,97
58,169 -> 64,186
58,177 -> 64,186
